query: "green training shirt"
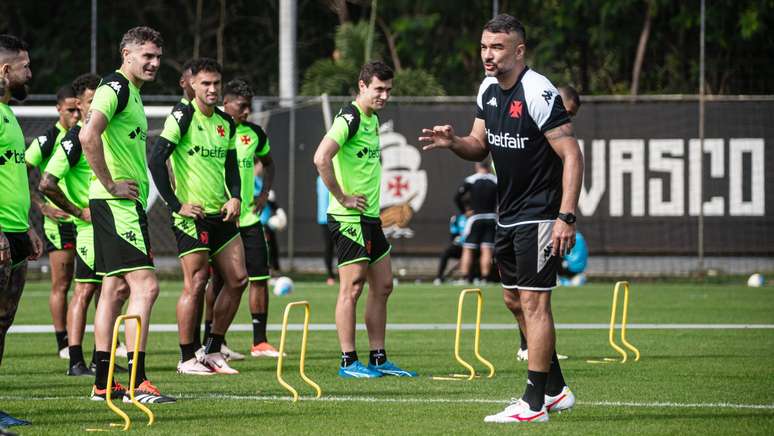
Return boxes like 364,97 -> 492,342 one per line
88,70 -> 150,207
25,121 -> 73,222
45,122 -> 93,217
235,121 -> 270,228
0,102 -> 30,232
325,101 -> 382,222
159,100 -> 236,214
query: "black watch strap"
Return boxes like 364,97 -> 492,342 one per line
557,212 -> 576,224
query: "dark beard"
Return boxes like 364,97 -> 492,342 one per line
9,83 -> 28,101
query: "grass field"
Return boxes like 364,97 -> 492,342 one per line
2,279 -> 773,435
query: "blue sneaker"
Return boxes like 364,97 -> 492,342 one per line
338,361 -> 383,378
0,411 -> 30,427
368,360 -> 417,377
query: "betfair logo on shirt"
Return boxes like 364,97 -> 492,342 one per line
239,157 -> 253,169
0,150 -> 24,165
186,145 -> 226,159
356,146 -> 380,159
486,129 -> 528,149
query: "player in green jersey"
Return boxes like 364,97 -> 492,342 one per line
26,84 -> 80,359
150,58 -> 247,375
0,33 -> 42,429
314,61 -> 416,378
203,79 -> 278,360
41,73 -> 124,376
79,27 -> 174,403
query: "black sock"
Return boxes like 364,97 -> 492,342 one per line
252,313 -> 268,345
55,331 -> 68,351
94,351 -> 111,389
341,351 -> 358,367
369,349 -> 387,366
519,329 -> 528,350
522,370 -> 548,411
180,342 -> 197,362
193,324 -> 202,350
128,351 -> 147,388
69,345 -> 85,367
205,334 -> 224,355
204,321 -> 212,344
546,351 -> 566,396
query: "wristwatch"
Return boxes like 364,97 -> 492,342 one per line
557,212 -> 576,224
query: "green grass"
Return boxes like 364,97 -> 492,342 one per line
2,280 -> 774,435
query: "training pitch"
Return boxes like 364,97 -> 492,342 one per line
2,280 -> 773,434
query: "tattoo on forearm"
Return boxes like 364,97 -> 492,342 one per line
546,123 -> 576,141
84,110 -> 92,125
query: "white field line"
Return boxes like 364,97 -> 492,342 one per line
0,394 -> 772,410
8,323 -> 774,334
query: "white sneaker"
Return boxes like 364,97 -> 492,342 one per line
221,344 -> 245,361
58,347 -> 70,359
484,398 -> 548,423
115,343 -> 128,359
203,352 -> 239,375
176,357 -> 215,376
545,386 -> 575,413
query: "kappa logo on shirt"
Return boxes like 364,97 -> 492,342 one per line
37,135 -> 48,145
172,110 -> 184,122
107,81 -> 122,93
0,150 -> 24,165
542,90 -> 554,104
486,97 -> 498,107
341,113 -> 354,125
61,139 -> 74,154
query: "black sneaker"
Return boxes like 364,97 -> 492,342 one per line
67,361 -> 95,377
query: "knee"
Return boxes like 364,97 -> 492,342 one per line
503,292 -> 521,313
188,269 -> 210,295
376,279 -> 394,298
141,281 -> 160,305
225,272 -> 248,293
340,276 -> 366,301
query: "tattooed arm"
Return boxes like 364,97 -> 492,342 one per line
545,122 -> 584,256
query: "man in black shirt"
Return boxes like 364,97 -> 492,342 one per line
454,161 -> 497,282
420,14 -> 583,423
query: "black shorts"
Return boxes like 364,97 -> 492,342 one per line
43,217 -> 76,253
172,214 -> 240,258
462,214 -> 496,249
495,221 -> 559,291
91,199 -> 155,277
328,215 -> 391,267
240,223 -> 270,281
5,231 -> 31,269
74,221 -> 101,283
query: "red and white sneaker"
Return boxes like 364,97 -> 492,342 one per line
250,342 -> 281,358
203,352 -> 239,375
484,399 -> 548,423
545,386 -> 575,413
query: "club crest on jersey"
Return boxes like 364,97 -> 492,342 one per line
240,135 -> 251,145
107,81 -> 122,93
509,101 -> 523,118
217,125 -> 225,137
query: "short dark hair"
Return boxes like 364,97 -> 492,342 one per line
223,79 -> 254,99
483,14 -> 526,42
72,73 -> 101,97
358,60 -> 394,86
119,26 -> 164,53
559,85 -> 581,108
0,34 -> 29,58
188,57 -> 222,76
181,58 -> 195,74
56,85 -> 76,103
